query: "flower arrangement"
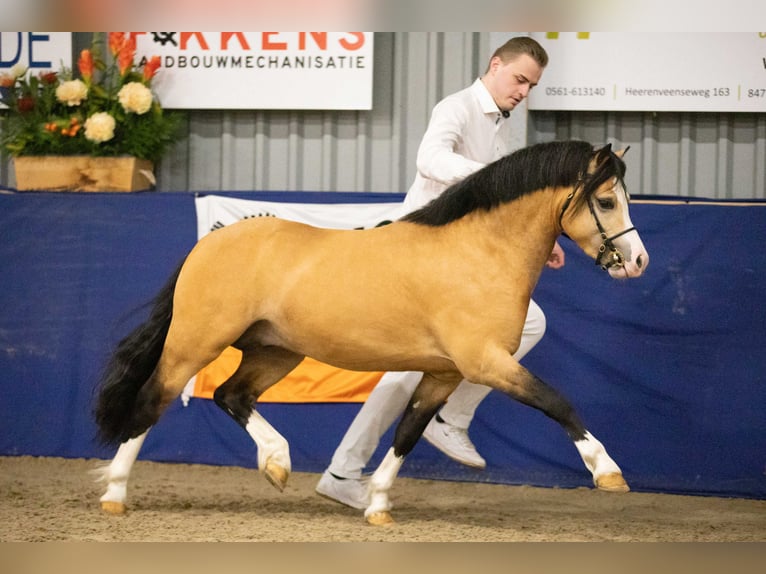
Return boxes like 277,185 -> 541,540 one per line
0,33 -> 180,162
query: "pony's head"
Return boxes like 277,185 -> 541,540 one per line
560,144 -> 649,278
403,140 -> 648,278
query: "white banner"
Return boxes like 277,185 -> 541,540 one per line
133,32 -> 374,110
527,32 -> 766,112
195,195 -> 403,240
0,32 -> 72,73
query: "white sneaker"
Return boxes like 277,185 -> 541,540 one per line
315,470 -> 370,510
423,415 -> 486,469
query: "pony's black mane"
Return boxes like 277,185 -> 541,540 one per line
403,140 -> 627,226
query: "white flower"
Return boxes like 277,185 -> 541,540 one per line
117,82 -> 153,114
10,63 -> 27,78
56,79 -> 88,106
84,112 -> 116,143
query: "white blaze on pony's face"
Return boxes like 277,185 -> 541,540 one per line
563,147 -> 649,279
592,176 -> 649,278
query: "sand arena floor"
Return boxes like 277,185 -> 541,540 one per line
1,455 -> 764,542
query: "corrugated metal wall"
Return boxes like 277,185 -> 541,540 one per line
2,32 -> 764,199
530,110 -> 766,199
152,32 -> 486,194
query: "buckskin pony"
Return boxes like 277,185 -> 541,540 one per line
94,141 -> 649,525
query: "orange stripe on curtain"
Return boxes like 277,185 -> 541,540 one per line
193,347 -> 383,403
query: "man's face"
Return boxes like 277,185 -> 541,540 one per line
485,53 -> 544,112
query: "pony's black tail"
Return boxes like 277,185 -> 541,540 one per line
94,262 -> 184,447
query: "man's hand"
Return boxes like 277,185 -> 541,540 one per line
546,241 -> 565,269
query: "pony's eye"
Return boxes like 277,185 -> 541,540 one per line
597,198 -> 615,210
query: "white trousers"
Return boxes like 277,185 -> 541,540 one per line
327,299 -> 547,479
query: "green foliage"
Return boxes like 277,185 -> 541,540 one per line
0,35 -> 182,162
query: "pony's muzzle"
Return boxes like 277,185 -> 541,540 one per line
600,227 -> 649,278
608,249 -> 648,278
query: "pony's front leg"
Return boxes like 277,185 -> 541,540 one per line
365,371 -> 460,525
460,345 -> 629,492
92,430 -> 149,514
365,447 -> 404,525
573,431 -> 628,492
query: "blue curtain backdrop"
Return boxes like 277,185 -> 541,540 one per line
0,191 -> 764,499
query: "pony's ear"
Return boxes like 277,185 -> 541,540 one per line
614,145 -> 631,159
596,143 -> 613,161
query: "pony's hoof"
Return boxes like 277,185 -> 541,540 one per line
264,462 -> 289,492
366,511 -> 395,526
596,472 -> 630,492
100,500 -> 126,514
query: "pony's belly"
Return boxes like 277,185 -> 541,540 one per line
253,322 -> 455,374
312,352 -> 457,374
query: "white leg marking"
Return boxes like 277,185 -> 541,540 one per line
94,431 -> 149,505
245,410 -> 291,473
365,447 -> 404,519
574,431 -> 622,482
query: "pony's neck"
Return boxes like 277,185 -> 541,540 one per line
454,189 -> 561,294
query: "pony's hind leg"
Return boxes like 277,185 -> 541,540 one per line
213,344 -> 304,492
366,371 -> 461,525
92,430 -> 149,514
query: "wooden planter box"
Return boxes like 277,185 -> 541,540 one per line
13,156 -> 155,192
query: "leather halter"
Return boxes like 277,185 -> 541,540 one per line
587,195 -> 636,270
559,187 -> 635,271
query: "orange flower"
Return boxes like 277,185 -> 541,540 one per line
108,32 -> 126,56
143,55 -> 161,82
78,49 -> 94,82
117,35 -> 137,76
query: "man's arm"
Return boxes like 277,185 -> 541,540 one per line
415,98 -> 485,186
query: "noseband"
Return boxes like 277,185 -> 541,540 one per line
559,189 -> 636,271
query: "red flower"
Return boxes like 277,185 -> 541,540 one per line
17,96 -> 35,113
0,74 -> 15,88
143,56 -> 161,82
78,49 -> 94,82
39,71 -> 58,85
